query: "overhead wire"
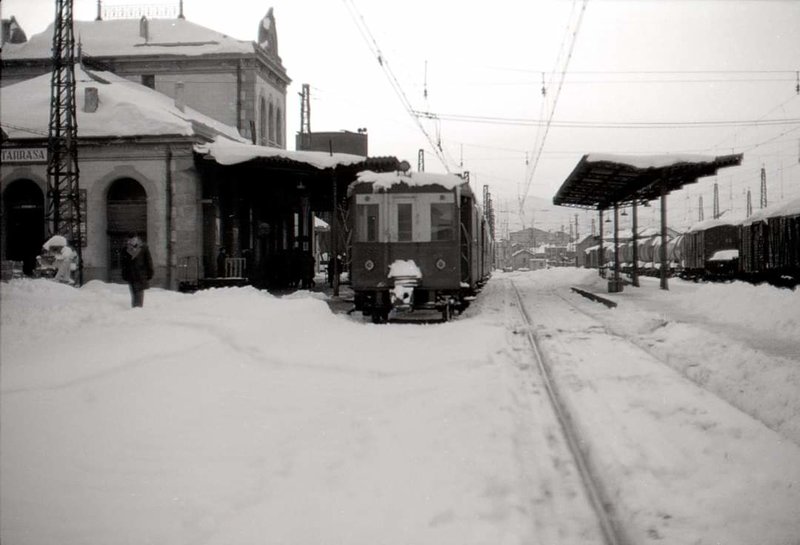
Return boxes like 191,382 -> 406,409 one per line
414,110 -> 800,129
519,0 -> 589,218
340,0 -> 453,172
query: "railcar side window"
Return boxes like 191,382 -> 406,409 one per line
397,203 -> 413,242
357,204 -> 379,242
430,203 -> 454,241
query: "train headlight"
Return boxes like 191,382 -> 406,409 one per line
364,259 -> 375,271
435,258 -> 446,270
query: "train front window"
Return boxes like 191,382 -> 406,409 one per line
397,203 -> 413,242
357,204 -> 379,242
430,203 -> 454,241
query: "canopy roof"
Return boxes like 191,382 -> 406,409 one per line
194,138 -> 400,173
553,153 -> 743,210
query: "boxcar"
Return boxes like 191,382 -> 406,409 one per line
739,196 -> 800,286
681,218 -> 740,280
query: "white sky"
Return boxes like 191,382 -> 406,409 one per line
2,0 -> 800,233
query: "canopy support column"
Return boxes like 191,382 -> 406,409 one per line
598,209 -> 605,277
331,170 -> 340,297
609,202 -> 623,292
660,183 -> 669,290
631,201 -> 639,287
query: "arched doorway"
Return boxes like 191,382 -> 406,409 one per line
107,178 -> 147,282
2,180 -> 45,275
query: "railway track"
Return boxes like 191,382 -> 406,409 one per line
508,278 -> 628,545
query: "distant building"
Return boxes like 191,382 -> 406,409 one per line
576,234 -> 599,268
1,7 -> 289,146
1,16 -> 27,46
509,226 -> 570,247
296,130 -> 368,157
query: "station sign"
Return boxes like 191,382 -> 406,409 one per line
1,147 -> 47,164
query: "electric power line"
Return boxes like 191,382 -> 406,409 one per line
341,0 -> 453,172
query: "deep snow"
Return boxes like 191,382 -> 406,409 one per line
1,269 -> 798,544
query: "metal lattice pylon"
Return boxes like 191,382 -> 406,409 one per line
47,0 -> 83,283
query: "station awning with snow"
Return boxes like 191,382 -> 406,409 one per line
553,153 -> 743,210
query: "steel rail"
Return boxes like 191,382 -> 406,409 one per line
509,279 -> 628,545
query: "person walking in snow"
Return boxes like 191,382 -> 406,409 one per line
121,234 -> 154,308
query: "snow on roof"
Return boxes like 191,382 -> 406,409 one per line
0,66 -> 246,141
2,18 -> 255,60
354,171 -> 467,192
741,196 -> 800,225
314,217 -> 330,231
194,138 -> 367,169
585,153 -> 721,169
687,215 -> 744,232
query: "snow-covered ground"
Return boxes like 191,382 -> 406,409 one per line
1,270 -> 798,544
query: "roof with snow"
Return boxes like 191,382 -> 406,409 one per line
741,196 -> 800,226
0,66 -> 246,142
349,171 -> 471,196
194,139 -> 400,172
687,215 -> 745,232
553,153 -> 743,210
2,17 -> 257,60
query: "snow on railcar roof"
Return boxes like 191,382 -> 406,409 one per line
741,196 -> 800,225
353,170 -> 468,193
687,214 -> 746,232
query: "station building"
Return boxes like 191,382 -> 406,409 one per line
0,7 -> 400,289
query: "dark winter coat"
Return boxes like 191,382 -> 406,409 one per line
121,244 -> 154,289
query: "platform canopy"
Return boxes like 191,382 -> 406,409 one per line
553,153 -> 743,210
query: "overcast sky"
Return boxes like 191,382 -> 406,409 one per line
3,0 -> 799,233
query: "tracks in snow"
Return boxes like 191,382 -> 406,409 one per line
508,278 -> 629,545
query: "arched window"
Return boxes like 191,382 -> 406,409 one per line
276,106 -> 283,147
259,96 -> 268,146
269,103 -> 275,145
2,179 -> 44,275
107,178 -> 147,281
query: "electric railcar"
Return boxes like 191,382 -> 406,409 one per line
348,170 -> 492,322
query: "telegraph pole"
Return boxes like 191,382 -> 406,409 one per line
299,83 -> 311,148
713,182 -> 720,219
47,0 -> 83,284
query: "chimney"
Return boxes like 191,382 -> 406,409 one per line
96,0 -> 102,21
174,81 -> 185,112
84,87 -> 99,113
139,16 -> 148,41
